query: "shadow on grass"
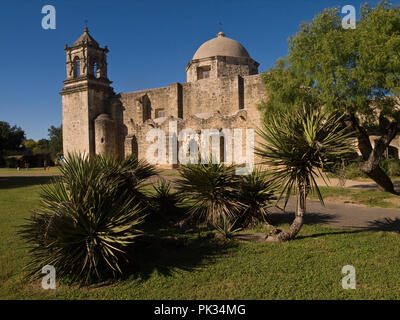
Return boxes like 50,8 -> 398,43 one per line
366,217 -> 400,233
0,176 -> 54,190
267,211 -> 400,239
297,217 -> 400,240
118,235 -> 237,283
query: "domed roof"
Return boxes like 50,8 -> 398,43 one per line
192,32 -> 250,60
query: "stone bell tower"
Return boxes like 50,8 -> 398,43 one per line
61,27 -> 116,156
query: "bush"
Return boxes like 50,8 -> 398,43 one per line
176,162 -> 243,228
380,158 -> 400,177
237,169 -> 277,227
344,162 -> 368,180
5,157 -> 18,168
148,179 -> 179,216
332,159 -> 400,180
19,153 -> 156,285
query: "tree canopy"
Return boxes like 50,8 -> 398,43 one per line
260,1 -> 400,193
0,121 -> 25,157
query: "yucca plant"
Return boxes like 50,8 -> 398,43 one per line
214,216 -> 242,240
19,153 -> 156,285
176,162 -> 243,228
238,168 -> 278,228
149,179 -> 179,216
256,108 -> 354,241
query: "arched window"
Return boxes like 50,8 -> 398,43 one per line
142,95 -> 152,122
73,57 -> 81,78
93,61 -> 100,78
220,134 -> 225,164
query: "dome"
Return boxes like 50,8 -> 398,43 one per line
192,32 -> 250,60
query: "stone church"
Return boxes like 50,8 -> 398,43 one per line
61,27 -> 266,166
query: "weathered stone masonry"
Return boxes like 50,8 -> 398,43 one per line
61,29 -> 266,166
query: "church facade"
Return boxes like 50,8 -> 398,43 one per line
61,28 -> 266,166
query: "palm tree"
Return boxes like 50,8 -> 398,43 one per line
256,108 -> 354,241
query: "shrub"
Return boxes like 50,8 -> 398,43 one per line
5,157 -> 18,168
344,162 -> 368,180
176,162 -> 243,228
214,216 -> 242,240
237,169 -> 277,227
19,153 -> 156,285
380,158 -> 400,177
148,179 -> 179,216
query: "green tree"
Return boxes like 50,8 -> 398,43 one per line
35,139 -> 50,154
260,2 -> 400,193
48,125 -> 62,158
0,121 -> 25,165
24,139 -> 38,151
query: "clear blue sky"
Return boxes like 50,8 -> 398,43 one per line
0,0 -> 377,141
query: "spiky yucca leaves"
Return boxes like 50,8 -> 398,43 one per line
238,169 -> 278,227
96,154 -> 158,209
176,162 -> 243,227
214,216 -> 242,240
19,153 -> 155,285
149,179 -> 179,216
255,108 -> 354,241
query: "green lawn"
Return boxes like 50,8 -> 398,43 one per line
0,167 -> 61,176
311,186 -> 400,209
1,176 -> 400,299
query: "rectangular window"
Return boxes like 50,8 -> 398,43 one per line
156,109 -> 166,118
197,66 -> 211,80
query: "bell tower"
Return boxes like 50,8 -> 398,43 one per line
61,27 -> 115,156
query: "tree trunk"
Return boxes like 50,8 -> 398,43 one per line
362,165 -> 395,194
346,113 -> 398,194
266,179 -> 305,242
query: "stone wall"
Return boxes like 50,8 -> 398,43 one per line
62,89 -> 90,155
117,72 -> 266,167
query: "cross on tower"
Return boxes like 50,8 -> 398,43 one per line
219,21 -> 223,32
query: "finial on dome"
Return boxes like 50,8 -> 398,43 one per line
218,21 -> 225,37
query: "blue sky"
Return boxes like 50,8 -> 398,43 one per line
0,0 -> 377,140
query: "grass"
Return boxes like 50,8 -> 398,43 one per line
1,176 -> 400,299
310,186 -> 400,209
0,167 -> 61,176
